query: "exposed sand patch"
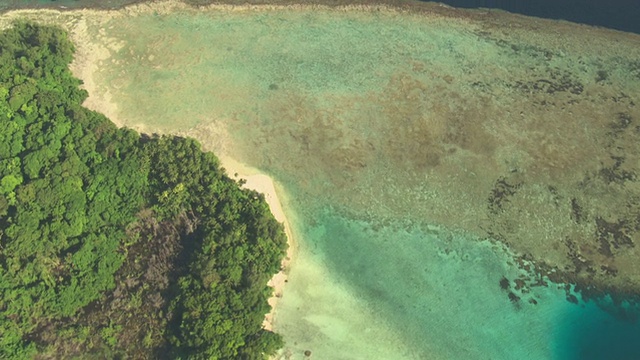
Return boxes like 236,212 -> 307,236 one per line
68,14 -> 127,127
266,246 -> 420,360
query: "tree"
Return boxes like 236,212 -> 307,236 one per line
0,21 -> 286,359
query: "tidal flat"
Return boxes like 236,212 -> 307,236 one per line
3,1 -> 640,358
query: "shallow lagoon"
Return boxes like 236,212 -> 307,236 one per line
274,199 -> 640,359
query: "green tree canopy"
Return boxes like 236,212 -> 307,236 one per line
0,22 -> 286,359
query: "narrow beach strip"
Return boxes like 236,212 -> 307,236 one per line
219,157 -> 296,332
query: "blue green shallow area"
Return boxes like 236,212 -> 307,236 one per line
285,204 -> 640,359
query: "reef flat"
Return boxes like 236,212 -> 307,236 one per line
54,0 -> 640,304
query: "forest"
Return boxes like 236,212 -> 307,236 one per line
0,22 -> 287,359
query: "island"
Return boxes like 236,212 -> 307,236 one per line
2,1 -> 640,358
0,22 -> 287,359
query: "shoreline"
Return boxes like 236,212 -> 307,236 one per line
0,3 -> 298,336
57,3 -> 299,334
4,3 -> 640,357
218,157 -> 297,333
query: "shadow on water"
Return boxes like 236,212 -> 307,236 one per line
556,298 -> 640,360
430,0 -> 640,35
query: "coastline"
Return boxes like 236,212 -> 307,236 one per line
4,3 -> 640,358
59,3 -> 298,336
0,3 -> 297,337
218,156 -> 296,333
68,22 -> 299,332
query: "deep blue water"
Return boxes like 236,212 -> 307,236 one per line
433,0 -> 640,35
556,298 -> 640,360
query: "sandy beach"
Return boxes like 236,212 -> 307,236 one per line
218,157 -> 296,332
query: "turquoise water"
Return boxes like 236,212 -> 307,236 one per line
287,205 -> 640,359
91,8 -> 640,359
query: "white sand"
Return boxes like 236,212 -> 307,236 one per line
219,157 -> 296,332
269,250 -> 418,360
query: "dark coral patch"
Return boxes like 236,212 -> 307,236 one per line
566,294 -> 579,304
500,277 -> 510,290
508,292 -> 521,303
488,177 -> 521,214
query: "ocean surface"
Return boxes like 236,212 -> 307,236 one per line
3,3 -> 640,359
437,0 -> 640,34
